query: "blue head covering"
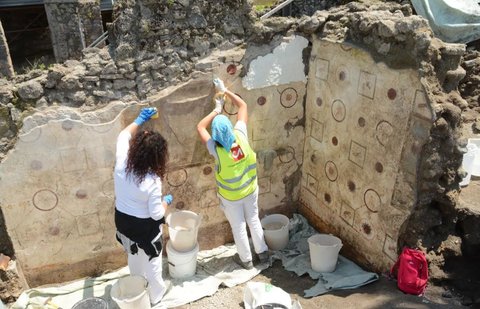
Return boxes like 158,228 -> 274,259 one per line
212,115 -> 235,151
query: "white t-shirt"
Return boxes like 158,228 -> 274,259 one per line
114,131 -> 165,221
207,120 -> 248,159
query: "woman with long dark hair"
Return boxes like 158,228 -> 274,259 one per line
114,107 -> 172,305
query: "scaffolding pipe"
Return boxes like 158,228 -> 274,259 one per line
260,0 -> 294,19
87,30 -> 108,48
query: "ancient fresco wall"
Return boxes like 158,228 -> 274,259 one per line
0,37 -> 307,286
0,102 -> 131,285
300,39 -> 433,271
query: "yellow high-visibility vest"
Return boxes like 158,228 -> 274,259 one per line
215,130 -> 257,201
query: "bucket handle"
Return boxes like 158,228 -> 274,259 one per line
168,254 -> 197,267
328,234 -> 343,252
197,213 -> 203,227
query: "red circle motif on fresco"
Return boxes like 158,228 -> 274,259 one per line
325,161 -> 338,182
227,64 -> 237,75
280,88 -> 298,108
387,88 -> 397,100
203,166 -> 212,175
316,97 -> 323,107
358,117 -> 366,127
257,96 -> 266,106
33,189 -> 59,211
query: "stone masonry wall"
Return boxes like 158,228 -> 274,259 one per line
0,21 -> 14,79
44,0 -> 103,63
0,0 -> 255,161
290,0 -> 345,17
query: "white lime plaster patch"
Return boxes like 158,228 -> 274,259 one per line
242,35 -> 309,90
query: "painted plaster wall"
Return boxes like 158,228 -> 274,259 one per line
300,39 -> 433,271
0,102 -> 132,285
150,65 -> 305,244
0,30 -> 441,284
0,39 -> 306,286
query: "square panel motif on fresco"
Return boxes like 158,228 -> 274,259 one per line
315,58 -> 330,81
340,201 -> 355,227
305,174 -> 318,196
357,71 -> 377,99
310,118 -> 324,143
60,148 -> 87,172
412,89 -> 433,121
259,177 -> 271,194
308,41 -> 422,218
200,188 -> 218,209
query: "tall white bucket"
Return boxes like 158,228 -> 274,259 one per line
308,234 -> 343,273
460,143 -> 477,186
468,138 -> 480,176
110,275 -> 151,309
167,240 -> 199,279
166,210 -> 201,252
261,214 -> 290,251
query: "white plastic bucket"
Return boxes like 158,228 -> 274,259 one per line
468,139 -> 480,176
72,297 -> 108,309
243,282 -> 292,309
167,240 -> 199,279
166,210 -> 201,252
261,214 -> 290,251
111,275 -> 151,309
460,144 -> 477,186
308,234 -> 343,273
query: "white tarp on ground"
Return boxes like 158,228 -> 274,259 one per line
10,245 -> 269,309
411,0 -> 480,43
10,214 -> 377,308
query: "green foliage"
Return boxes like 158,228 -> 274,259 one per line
254,5 -> 268,11
253,0 -> 275,11
10,91 -> 20,107
253,0 -> 276,5
166,0 -> 174,7
20,58 -> 48,75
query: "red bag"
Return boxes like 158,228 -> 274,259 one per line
390,247 -> 428,295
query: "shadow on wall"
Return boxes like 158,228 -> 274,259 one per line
0,208 -> 14,258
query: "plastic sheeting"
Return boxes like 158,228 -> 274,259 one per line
10,244 -> 269,309
271,214 -> 379,297
10,214 -> 378,308
411,0 -> 480,43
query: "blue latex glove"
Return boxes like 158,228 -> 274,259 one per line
213,78 -> 227,94
163,194 -> 173,205
134,107 -> 157,126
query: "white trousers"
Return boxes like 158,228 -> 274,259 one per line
128,248 -> 166,305
220,187 -> 268,263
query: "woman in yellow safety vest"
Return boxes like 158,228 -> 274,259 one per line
197,78 -> 270,269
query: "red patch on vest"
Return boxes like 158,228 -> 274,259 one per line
231,144 -> 245,161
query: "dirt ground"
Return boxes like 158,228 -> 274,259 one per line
177,260 -> 468,309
